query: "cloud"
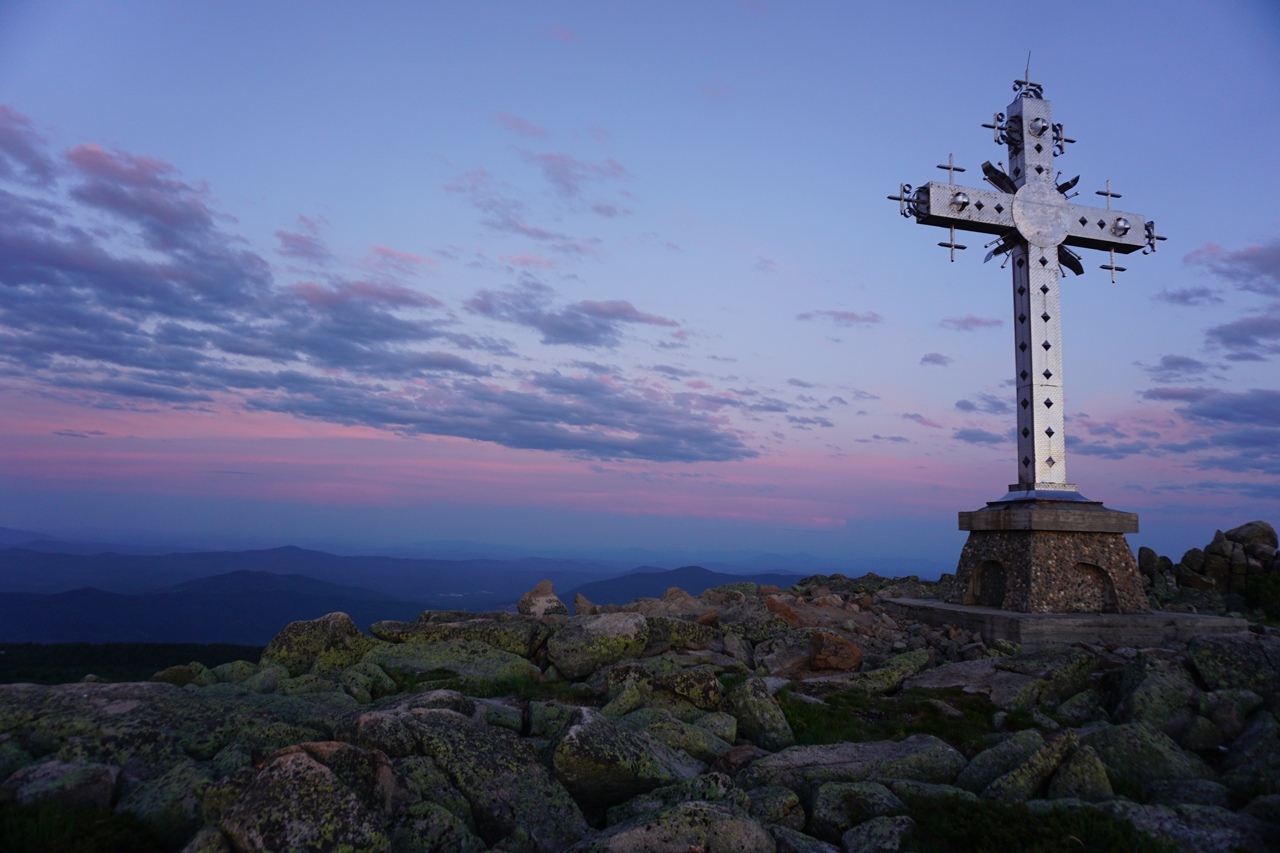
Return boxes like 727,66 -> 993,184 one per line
1153,287 -> 1223,306
1141,354 -> 1210,382
786,415 -> 834,429
527,152 -> 627,198
465,284 -> 676,347
1141,386 -> 1215,403
1181,389 -> 1280,427
953,427 -> 1003,445
920,352 -> 952,366
590,203 -> 630,218
796,309 -> 883,327
787,378 -> 817,388
941,315 -> 1002,331
275,215 -> 331,264
550,27 -> 579,43
954,392 -> 1011,415
443,166 -> 597,254
903,412 -> 943,429
754,256 -> 778,273
1205,303 -> 1280,361
496,112 -> 547,137
0,105 -> 56,186
0,110 -> 757,465
1065,435 -> 1153,459
1185,240 -> 1280,297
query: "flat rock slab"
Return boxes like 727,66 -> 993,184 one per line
884,599 -> 1248,651
736,734 -> 966,797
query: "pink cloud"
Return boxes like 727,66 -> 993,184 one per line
576,300 -> 678,327
291,280 -> 441,308
528,153 -> 627,197
500,253 -> 558,270
443,167 -> 492,194
941,315 -> 1002,331
903,412 -> 943,429
796,310 -> 883,327
550,27 -> 580,43
497,112 -> 548,137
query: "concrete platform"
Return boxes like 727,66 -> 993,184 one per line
884,597 -> 1250,651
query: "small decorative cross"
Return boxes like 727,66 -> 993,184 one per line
889,79 -> 1164,499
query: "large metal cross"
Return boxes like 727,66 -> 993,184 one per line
890,77 -> 1163,500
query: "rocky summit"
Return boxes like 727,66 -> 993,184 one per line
2,528 -> 1280,852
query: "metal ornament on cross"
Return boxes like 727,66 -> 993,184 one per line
888,77 -> 1165,501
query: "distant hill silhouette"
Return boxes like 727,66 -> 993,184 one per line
0,571 -> 429,644
0,546 -> 618,604
565,565 -> 805,608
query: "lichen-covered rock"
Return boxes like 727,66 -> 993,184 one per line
1082,723 -> 1214,799
370,615 -> 550,659
0,759 -> 121,809
807,631 -> 862,672
408,708 -> 589,851
547,707 -> 703,811
1115,655 -> 1199,737
654,665 -> 722,710
393,755 -> 476,832
260,612 -> 377,677
240,662 -> 289,693
770,824 -> 839,852
518,579 -> 569,617
1185,632 -> 1280,700
696,711 -> 738,743
956,729 -> 1045,793
982,730 -> 1077,803
219,750 -> 390,852
717,598 -> 792,644
390,800 -> 487,852
567,800 -> 775,852
1199,689 -> 1264,741
1225,520 -> 1278,550
723,676 -> 795,751
277,673 -> 340,695
808,781 -> 906,843
338,660 -> 397,703
151,661 -> 216,688
546,613 -> 650,680
617,707 -> 733,763
840,814 -> 915,853
604,772 -> 747,826
1217,709 -> 1280,799
1055,688 -> 1109,726
1045,744 -> 1112,802
1145,778 -> 1233,808
362,639 -> 541,683
115,758 -> 211,838
646,615 -> 719,650
738,735 -> 967,797
883,779 -> 979,810
991,646 -> 1099,707
1098,799 -> 1280,853
209,660 -> 258,685
528,700 -> 581,738
747,785 -> 805,831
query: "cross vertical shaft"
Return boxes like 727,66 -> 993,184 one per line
1011,245 -> 1066,488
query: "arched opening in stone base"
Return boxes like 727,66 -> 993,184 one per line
964,560 -> 1006,608
1074,562 -> 1119,613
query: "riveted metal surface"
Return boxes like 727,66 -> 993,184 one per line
890,81 -> 1156,499
1013,182 -> 1069,248
918,182 -> 1014,234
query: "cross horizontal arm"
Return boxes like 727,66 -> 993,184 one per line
1061,204 -> 1148,254
913,182 -> 1015,237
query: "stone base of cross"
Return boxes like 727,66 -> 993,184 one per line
890,78 -> 1158,614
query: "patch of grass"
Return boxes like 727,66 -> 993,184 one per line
906,799 -> 1176,853
778,686 -> 1034,753
0,801 -> 165,853
0,642 -> 264,684
717,672 -> 750,693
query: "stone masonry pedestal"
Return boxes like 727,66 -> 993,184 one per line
949,497 -> 1150,614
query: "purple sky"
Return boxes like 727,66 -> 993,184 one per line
0,2 -> 1277,565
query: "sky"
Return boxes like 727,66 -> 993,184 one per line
0,1 -> 1277,567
